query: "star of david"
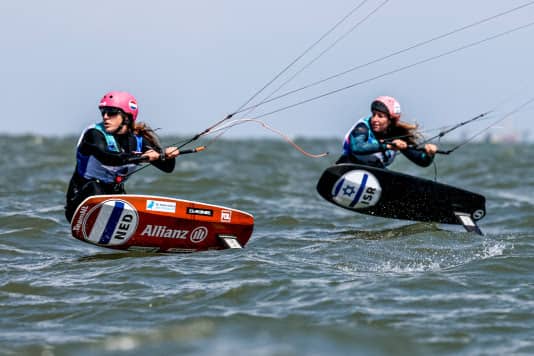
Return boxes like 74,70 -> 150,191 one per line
342,185 -> 356,197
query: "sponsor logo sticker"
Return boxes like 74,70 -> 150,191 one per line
146,200 -> 176,213
187,207 -> 213,217
190,226 -> 208,243
141,225 -> 188,239
140,225 -> 209,243
72,205 -> 89,232
472,209 -> 485,220
221,209 -> 232,222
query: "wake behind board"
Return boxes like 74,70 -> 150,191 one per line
316,164 -> 486,235
71,195 -> 254,253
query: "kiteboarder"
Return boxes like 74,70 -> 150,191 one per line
336,96 -> 438,168
65,91 -> 180,222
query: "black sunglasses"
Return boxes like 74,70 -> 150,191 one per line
100,107 -> 124,117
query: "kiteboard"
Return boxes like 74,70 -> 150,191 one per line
70,194 -> 254,253
316,164 -> 486,235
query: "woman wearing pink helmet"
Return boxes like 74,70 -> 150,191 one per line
65,91 -> 180,222
337,96 -> 438,168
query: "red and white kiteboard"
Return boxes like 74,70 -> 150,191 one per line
70,194 -> 254,253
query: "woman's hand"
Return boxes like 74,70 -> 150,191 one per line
387,139 -> 407,150
141,147 -> 180,161
164,147 -> 180,159
424,143 -> 438,156
140,149 -> 162,161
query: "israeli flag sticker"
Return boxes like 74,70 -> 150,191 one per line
331,170 -> 382,209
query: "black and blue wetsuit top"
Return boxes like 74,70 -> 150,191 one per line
337,117 -> 434,168
65,126 -> 175,222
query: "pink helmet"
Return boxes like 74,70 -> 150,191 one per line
98,91 -> 139,121
371,96 -> 401,121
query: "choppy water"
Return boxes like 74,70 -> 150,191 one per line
1,134 -> 533,355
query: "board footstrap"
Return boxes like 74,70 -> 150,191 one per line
454,212 -> 483,235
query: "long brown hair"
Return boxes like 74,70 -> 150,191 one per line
387,120 -> 421,146
134,122 -> 164,153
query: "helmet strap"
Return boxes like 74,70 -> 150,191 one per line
112,114 -> 130,135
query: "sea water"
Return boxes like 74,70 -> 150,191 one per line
0,135 -> 533,355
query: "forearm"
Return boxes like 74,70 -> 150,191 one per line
402,147 -> 434,167
150,157 -> 176,173
350,134 -> 387,154
79,133 -> 131,166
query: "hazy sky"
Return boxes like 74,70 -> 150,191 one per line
1,0 -> 533,141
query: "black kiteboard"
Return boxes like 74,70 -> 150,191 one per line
316,164 -> 486,234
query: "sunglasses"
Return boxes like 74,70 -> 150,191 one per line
100,107 -> 124,117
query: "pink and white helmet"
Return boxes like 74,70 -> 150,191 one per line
371,96 -> 401,121
98,91 -> 139,121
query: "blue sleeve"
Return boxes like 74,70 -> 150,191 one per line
349,123 -> 387,154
